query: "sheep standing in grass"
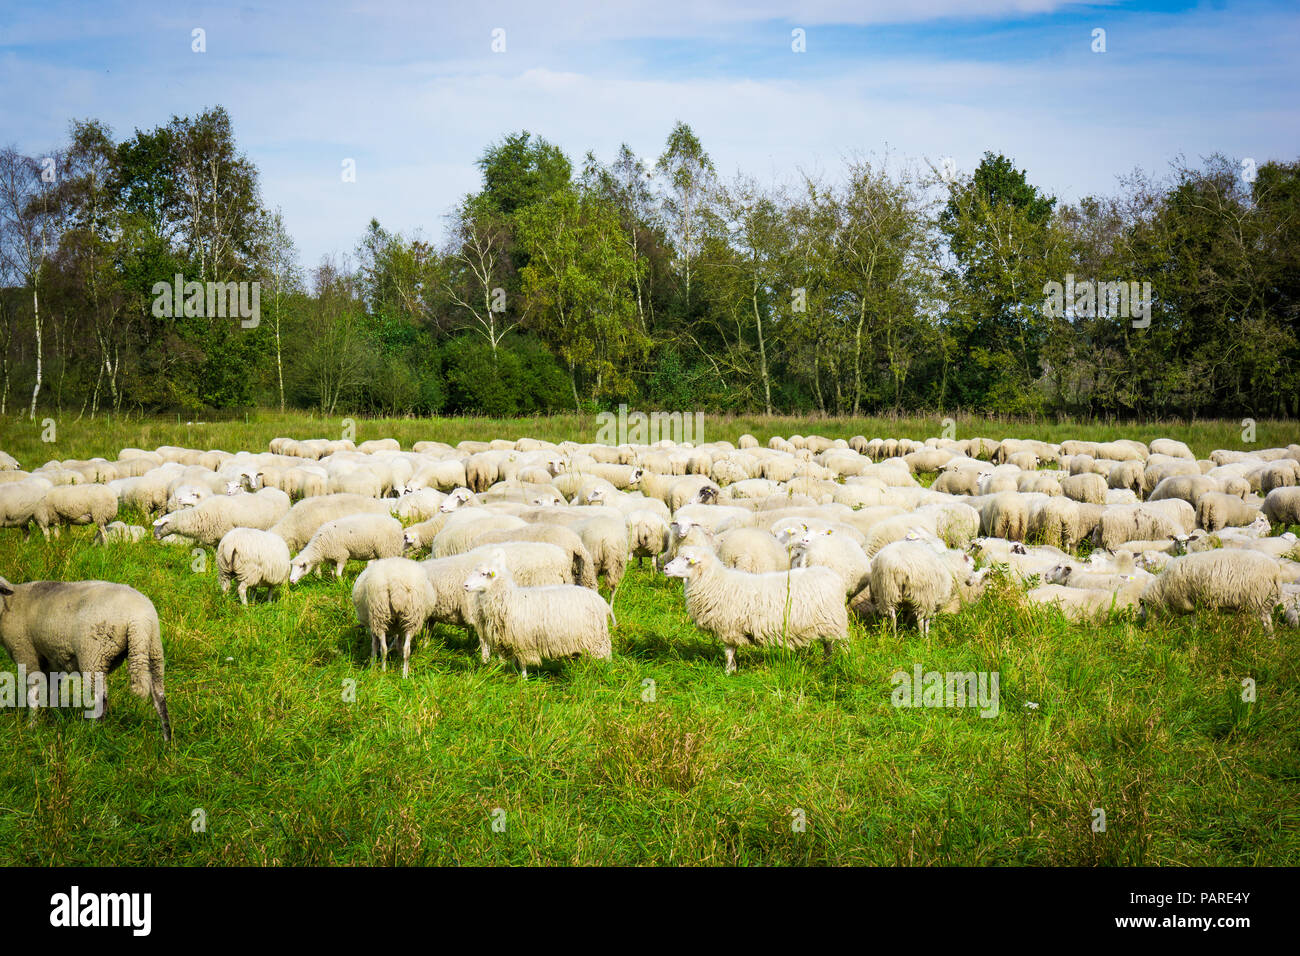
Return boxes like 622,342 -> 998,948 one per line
268,493 -> 392,551
352,558 -> 437,677
662,546 -> 847,673
1139,550 -> 1283,631
290,514 -> 405,581
464,550 -> 613,677
217,528 -> 292,604
0,576 -> 170,741
626,509 -> 671,568
869,540 -> 986,636
95,522 -> 148,545
1195,492 -> 1261,534
154,487 -> 291,546
34,483 -> 118,538
790,530 -> 871,600
1262,487 -> 1300,526
0,480 -> 52,534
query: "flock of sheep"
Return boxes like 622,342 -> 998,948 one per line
2,430 -> 1300,741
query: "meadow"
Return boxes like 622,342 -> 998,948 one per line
0,411 -> 1296,865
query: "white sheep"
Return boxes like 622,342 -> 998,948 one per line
716,527 -> 791,574
217,528 -> 292,604
662,546 -> 848,673
152,487 -> 290,546
464,549 -> 613,677
1026,582 -> 1144,622
1195,492 -> 1260,533
869,540 -> 986,636
95,521 -> 149,545
268,493 -> 393,551
0,479 -> 52,534
34,483 -> 118,538
352,557 -> 438,677
790,530 -> 871,600
1139,550 -> 1283,631
290,514 -> 405,581
0,576 -> 170,740
1262,487 -> 1300,526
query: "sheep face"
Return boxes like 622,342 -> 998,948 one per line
152,515 -> 174,540
439,488 -> 475,513
1045,564 -> 1073,584
288,557 -> 315,584
464,551 -> 509,592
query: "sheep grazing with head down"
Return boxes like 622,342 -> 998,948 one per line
217,528 -> 292,604
352,557 -> 437,677
1139,549 -> 1283,631
289,514 -> 405,582
153,487 -> 291,547
868,540 -> 988,636
662,546 -> 848,673
33,483 -> 119,538
463,549 -> 613,677
0,576 -> 170,741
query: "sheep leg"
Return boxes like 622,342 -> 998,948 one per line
889,607 -> 897,636
378,629 -> 390,671
219,575 -> 231,595
822,638 -> 834,663
479,639 -> 491,664
152,689 -> 171,743
401,630 -> 415,678
334,561 -> 345,578
238,582 -> 248,606
724,646 -> 737,674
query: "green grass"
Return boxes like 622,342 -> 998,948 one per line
0,411 -> 1297,865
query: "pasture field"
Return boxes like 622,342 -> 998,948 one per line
0,411 -> 1297,865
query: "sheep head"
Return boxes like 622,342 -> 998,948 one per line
662,547 -> 710,580
464,550 -> 510,592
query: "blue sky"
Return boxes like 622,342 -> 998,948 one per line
1,0 -> 1296,268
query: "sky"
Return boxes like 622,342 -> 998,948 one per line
1,0 -> 1297,268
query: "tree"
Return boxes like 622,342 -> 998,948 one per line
255,208 -> 302,412
656,122 -> 715,312
444,195 -> 517,358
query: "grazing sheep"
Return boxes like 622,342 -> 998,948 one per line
352,557 -> 438,677
0,451 -> 19,471
980,493 -> 1029,542
0,577 -> 170,741
714,527 -> 791,574
1045,562 -> 1149,591
1195,492 -> 1261,534
290,514 -> 405,581
269,493 -> 393,551
0,480 -> 52,534
869,540 -> 985,636
662,546 -> 847,673
1061,473 -> 1107,504
95,521 -> 148,545
570,513 -> 631,591
1093,500 -> 1195,551
1026,583 -> 1144,623
439,523 -> 599,589
1139,549 -> 1283,630
1106,460 -> 1144,494
153,487 -> 291,547
33,483 -> 118,538
626,509 -> 671,567
933,470 -> 981,496
217,528 -> 292,604
1262,487 -> 1300,526
429,514 -> 528,558
464,550 -> 613,676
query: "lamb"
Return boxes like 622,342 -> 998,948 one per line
1045,562 -> 1149,591
391,488 -> 446,523
153,487 -> 291,547
33,483 -> 119,538
289,514 -> 405,581
869,540 -> 986,636
352,557 -> 438,677
268,493 -> 393,551
661,546 -> 847,673
1139,549 -> 1282,631
1195,492 -> 1261,533
95,521 -> 148,545
0,577 -> 170,741
464,550 -> 613,677
215,528 -> 292,604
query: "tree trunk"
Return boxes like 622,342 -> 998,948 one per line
752,289 -> 772,415
27,283 -> 41,421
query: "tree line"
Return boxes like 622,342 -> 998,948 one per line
1,106 -> 1297,421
